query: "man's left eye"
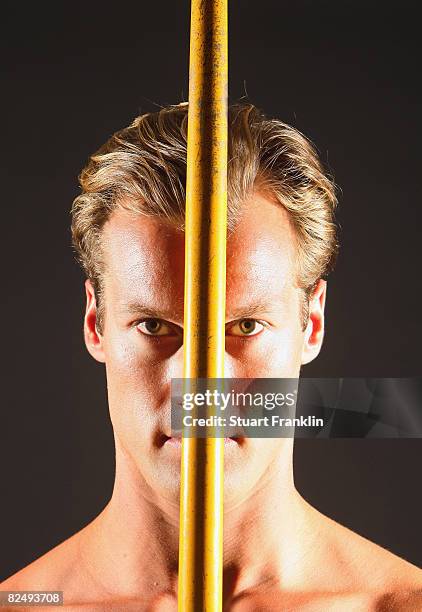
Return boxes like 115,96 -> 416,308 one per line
226,319 -> 265,337
137,318 -> 175,336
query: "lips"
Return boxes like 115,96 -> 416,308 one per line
162,435 -> 241,445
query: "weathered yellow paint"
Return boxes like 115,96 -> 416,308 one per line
178,0 -> 228,610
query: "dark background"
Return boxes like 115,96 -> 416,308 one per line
1,0 -> 421,580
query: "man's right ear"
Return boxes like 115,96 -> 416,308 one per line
84,279 -> 106,363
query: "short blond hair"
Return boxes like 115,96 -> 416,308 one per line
71,102 -> 338,331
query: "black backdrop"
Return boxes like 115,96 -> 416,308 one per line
1,0 -> 421,579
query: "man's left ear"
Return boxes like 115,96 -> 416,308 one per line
301,279 -> 327,366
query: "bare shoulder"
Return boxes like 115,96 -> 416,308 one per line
0,523 -> 156,610
230,589 -> 422,611
0,527 -> 94,598
317,509 -> 422,594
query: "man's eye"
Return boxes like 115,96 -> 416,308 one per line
137,319 -> 175,336
226,319 -> 265,337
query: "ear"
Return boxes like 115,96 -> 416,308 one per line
301,279 -> 327,366
84,279 -> 106,363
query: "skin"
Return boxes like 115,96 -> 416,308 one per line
2,193 -> 422,611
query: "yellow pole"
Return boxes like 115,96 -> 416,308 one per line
178,0 -> 228,610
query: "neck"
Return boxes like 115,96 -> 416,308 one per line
81,438 -> 317,602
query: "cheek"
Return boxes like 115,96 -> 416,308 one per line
102,328 -> 170,425
227,326 -> 304,378
268,326 -> 304,376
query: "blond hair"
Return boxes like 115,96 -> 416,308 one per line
71,102 -> 338,331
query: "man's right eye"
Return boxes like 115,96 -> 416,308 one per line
136,318 -> 175,336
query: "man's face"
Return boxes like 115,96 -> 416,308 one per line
84,193 -> 325,506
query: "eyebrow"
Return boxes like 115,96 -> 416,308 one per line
120,298 -> 278,322
121,301 -> 182,321
227,300 -> 280,320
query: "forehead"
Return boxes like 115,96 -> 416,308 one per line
101,193 -> 297,314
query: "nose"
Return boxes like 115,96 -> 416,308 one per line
223,352 -> 239,379
167,342 -> 185,381
167,342 -> 244,381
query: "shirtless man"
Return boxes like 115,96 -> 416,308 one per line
2,103 -> 421,611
